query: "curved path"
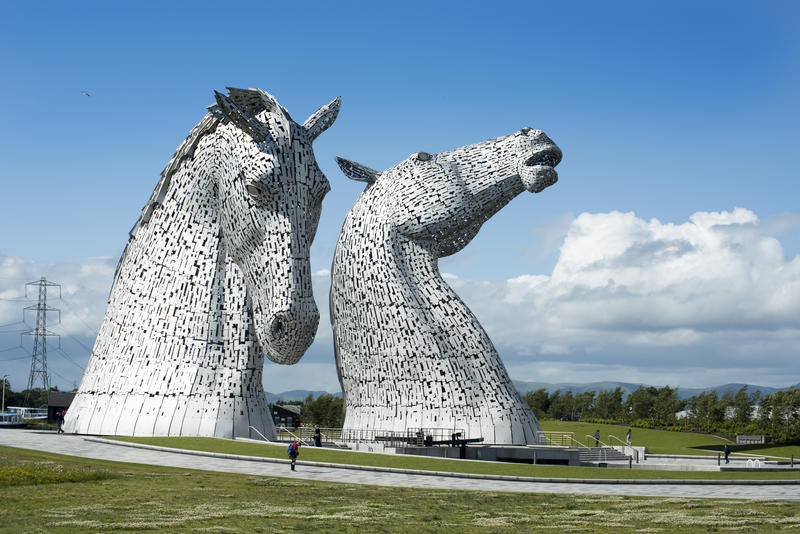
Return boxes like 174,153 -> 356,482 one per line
2,430 -> 798,501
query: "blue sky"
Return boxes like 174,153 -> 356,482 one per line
1,1 -> 798,393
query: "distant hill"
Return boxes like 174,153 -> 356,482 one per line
265,390 -> 341,404
512,380 -> 793,399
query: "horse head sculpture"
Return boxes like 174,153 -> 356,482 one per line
336,128 -> 561,257
210,88 -> 338,364
332,127 -> 561,444
66,88 -> 339,438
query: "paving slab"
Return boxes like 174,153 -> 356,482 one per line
2,430 -> 799,501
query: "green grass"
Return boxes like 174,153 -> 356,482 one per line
1,445 -> 799,533
0,454 -> 118,486
110,436 -> 800,480
540,420 -> 800,459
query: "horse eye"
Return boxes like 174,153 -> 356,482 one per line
416,152 -> 432,162
245,184 -> 263,197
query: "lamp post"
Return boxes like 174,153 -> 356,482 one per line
2,374 -> 8,413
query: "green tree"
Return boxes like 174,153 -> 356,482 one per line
299,394 -> 344,428
624,387 -> 656,422
592,387 -> 624,420
652,386 -> 682,426
523,388 -> 550,419
573,391 -> 595,421
687,391 -> 724,431
768,389 -> 800,440
733,386 -> 759,426
547,390 -> 575,420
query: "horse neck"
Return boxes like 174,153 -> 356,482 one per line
335,194 -> 477,333
109,161 -> 223,336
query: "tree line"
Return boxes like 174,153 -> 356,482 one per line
0,380 -> 53,409
272,393 -> 344,428
523,385 -> 800,442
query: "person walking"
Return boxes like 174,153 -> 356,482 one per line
626,428 -> 632,446
288,441 -> 300,470
594,429 -> 600,447
724,444 -> 730,464
57,410 -> 65,434
314,425 -> 322,447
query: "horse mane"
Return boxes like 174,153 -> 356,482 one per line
112,88 -> 282,287
128,111 -> 221,240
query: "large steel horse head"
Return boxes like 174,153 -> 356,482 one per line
65,88 -> 339,438
210,88 -> 339,364
332,127 -> 562,444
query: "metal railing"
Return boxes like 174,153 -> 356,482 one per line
248,426 -> 272,442
540,431 -> 576,446
272,426 -> 469,448
585,434 -> 610,462
608,434 -> 638,463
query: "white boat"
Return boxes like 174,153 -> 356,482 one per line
5,407 -> 48,420
0,412 -> 27,429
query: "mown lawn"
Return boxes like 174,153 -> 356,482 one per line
540,420 -> 800,459
2,445 -> 800,533
110,436 -> 800,480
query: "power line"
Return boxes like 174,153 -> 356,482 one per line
0,344 -> 24,353
48,367 -> 74,385
55,347 -> 85,372
57,296 -> 100,337
49,327 -> 93,355
0,355 -> 30,361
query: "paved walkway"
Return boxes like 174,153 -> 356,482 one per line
2,430 -> 799,501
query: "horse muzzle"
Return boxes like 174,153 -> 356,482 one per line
517,130 -> 562,193
255,301 -> 320,365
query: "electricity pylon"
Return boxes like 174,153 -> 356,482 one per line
23,278 -> 61,406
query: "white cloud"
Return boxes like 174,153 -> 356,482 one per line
0,253 -> 115,337
0,253 -> 117,391
452,208 -> 800,387
3,207 -> 797,393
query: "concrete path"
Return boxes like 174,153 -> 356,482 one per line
2,430 -> 799,501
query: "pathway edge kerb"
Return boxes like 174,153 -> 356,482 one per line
84,438 -> 800,486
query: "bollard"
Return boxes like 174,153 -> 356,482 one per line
792,455 -> 794,468
718,453 -> 721,466
629,456 -> 632,469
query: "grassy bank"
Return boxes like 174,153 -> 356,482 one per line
2,445 -> 799,533
540,420 -> 800,458
110,436 -> 800,480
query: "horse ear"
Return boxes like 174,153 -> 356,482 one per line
303,97 -> 341,142
336,157 -> 379,184
213,90 -> 272,144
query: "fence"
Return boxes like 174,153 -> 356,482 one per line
273,426 -> 469,447
540,431 -> 576,446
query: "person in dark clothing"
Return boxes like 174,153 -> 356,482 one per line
314,425 -> 322,447
724,444 -> 730,464
594,429 -> 600,447
288,441 -> 300,470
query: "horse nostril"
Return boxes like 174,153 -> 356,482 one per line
271,318 -> 286,341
